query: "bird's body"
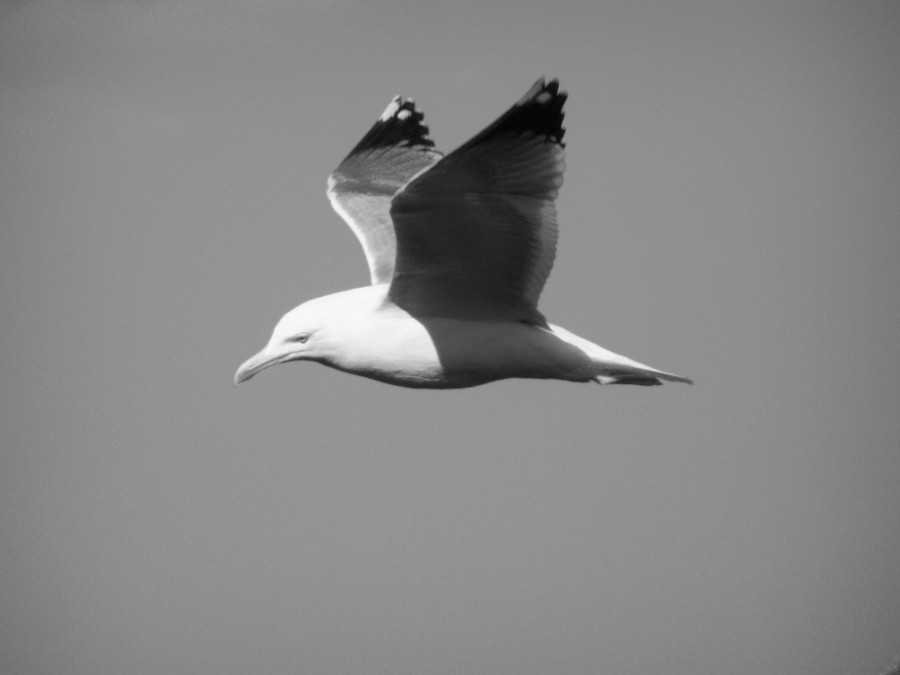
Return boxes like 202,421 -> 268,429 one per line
273,285 -> 590,388
235,79 -> 691,389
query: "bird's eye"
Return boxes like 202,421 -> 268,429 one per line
292,334 -> 309,344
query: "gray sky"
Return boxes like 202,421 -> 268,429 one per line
2,1 -> 899,674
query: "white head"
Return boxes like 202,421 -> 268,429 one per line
233,287 -> 381,385
233,300 -> 332,385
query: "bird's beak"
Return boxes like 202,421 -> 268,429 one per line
234,348 -> 284,385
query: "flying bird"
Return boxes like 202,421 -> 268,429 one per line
234,78 -> 691,388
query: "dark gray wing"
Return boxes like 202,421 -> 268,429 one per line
388,79 -> 566,320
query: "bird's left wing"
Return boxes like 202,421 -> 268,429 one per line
388,78 -> 566,321
327,97 -> 442,285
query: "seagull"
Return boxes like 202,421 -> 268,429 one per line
234,78 -> 691,389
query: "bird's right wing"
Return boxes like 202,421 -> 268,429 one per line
327,97 -> 442,285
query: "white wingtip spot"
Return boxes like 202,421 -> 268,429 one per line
379,97 -> 403,121
535,91 -> 552,104
397,109 -> 412,120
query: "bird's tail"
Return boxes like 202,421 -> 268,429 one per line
547,323 -> 693,386
591,369 -> 693,386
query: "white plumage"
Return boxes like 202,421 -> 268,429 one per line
235,78 -> 691,388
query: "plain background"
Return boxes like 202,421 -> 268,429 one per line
2,1 -> 899,674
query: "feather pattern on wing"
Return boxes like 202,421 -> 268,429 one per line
327,97 -> 442,285
388,79 -> 566,321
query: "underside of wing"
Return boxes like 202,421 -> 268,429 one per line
327,97 -> 442,285
388,79 -> 566,320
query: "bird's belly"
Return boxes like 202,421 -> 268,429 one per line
433,320 -> 593,386
334,318 -> 590,389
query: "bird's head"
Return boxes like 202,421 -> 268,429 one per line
233,301 -> 328,385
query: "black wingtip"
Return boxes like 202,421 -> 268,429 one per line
513,77 -> 567,145
454,77 -> 567,153
346,96 -> 436,157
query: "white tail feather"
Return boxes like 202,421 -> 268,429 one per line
546,323 -> 693,386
